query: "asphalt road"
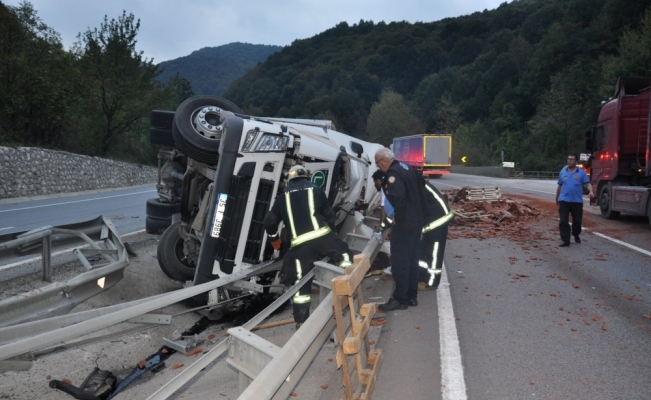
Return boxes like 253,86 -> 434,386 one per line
0,184 -> 157,237
436,173 -> 651,399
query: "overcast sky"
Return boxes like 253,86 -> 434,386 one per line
5,0 -> 510,63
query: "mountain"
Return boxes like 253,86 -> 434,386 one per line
156,42 -> 282,96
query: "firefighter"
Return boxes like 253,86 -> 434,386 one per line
263,165 -> 353,327
418,180 -> 455,290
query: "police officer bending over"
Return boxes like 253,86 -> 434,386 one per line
264,165 -> 353,327
374,148 -> 430,311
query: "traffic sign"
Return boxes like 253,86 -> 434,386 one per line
461,156 -> 467,163
311,170 -> 326,187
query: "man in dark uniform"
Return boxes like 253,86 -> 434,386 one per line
419,180 -> 455,290
374,148 -> 430,311
264,165 -> 353,327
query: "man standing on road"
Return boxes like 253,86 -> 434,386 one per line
419,180 -> 455,290
555,153 -> 594,247
264,165 -> 353,327
374,148 -> 430,311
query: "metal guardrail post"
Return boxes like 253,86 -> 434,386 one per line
42,234 -> 51,282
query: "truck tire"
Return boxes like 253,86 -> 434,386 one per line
157,220 -> 196,282
146,216 -> 171,234
647,198 -> 651,229
149,128 -> 175,147
151,110 -> 175,130
599,186 -> 620,219
146,198 -> 180,219
172,96 -> 243,164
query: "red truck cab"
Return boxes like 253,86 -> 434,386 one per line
586,77 -> 651,227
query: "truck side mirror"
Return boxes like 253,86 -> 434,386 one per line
585,128 -> 593,151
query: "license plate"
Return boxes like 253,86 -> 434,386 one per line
211,193 -> 228,238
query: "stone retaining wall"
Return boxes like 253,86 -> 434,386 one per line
0,146 -> 157,199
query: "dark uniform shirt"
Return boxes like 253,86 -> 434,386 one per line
383,160 -> 430,230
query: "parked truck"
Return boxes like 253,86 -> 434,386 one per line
147,95 -> 387,314
585,76 -> 651,228
392,134 -> 452,178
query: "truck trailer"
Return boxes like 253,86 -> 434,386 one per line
586,77 -> 651,228
392,134 -> 451,178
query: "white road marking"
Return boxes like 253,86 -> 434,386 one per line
438,262 -> 468,400
0,190 -> 156,213
433,182 -> 462,189
0,229 -> 147,271
0,227 -> 14,231
583,228 -> 651,257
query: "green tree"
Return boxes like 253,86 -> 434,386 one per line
73,11 -> 164,156
600,6 -> 651,97
0,1 -> 77,147
528,71 -> 586,169
365,89 -> 423,146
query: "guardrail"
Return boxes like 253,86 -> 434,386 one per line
511,171 -> 559,180
1,215 -> 385,398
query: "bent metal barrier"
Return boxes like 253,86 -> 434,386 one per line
0,216 -> 129,327
0,216 -> 384,398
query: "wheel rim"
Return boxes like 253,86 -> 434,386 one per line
191,106 -> 225,140
174,236 -> 195,268
600,191 -> 609,211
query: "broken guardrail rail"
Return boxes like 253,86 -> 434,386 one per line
0,216 -> 129,327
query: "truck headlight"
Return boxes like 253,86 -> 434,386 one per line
241,129 -> 259,152
241,130 -> 289,153
255,134 -> 289,152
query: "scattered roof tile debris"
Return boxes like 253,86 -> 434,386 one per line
443,187 -> 543,241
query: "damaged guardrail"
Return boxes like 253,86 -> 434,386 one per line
0,216 -> 129,327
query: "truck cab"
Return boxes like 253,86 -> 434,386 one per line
148,96 -> 387,312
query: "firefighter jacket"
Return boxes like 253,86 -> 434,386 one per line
263,178 -> 334,248
422,181 -> 455,233
383,160 -> 431,230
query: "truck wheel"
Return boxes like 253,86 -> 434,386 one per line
157,220 -> 196,282
151,110 -> 176,130
172,96 -> 243,164
146,216 -> 171,234
599,186 -> 620,219
149,128 -> 175,147
146,198 -> 180,219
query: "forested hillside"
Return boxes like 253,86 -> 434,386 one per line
224,0 -> 651,170
0,2 -> 196,163
157,43 -> 281,96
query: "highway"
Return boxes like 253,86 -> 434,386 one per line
0,184 -> 157,236
438,173 -> 651,399
0,175 -> 649,399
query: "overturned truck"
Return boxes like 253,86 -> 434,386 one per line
148,95 -> 387,313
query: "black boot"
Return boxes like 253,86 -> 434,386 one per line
378,298 -> 408,312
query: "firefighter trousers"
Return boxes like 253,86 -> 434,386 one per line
282,232 -> 352,323
419,223 -> 449,288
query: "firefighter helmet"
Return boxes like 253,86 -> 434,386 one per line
288,165 -> 309,182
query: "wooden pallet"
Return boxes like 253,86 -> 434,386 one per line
466,186 -> 501,202
332,253 -> 383,400
452,209 -> 493,220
